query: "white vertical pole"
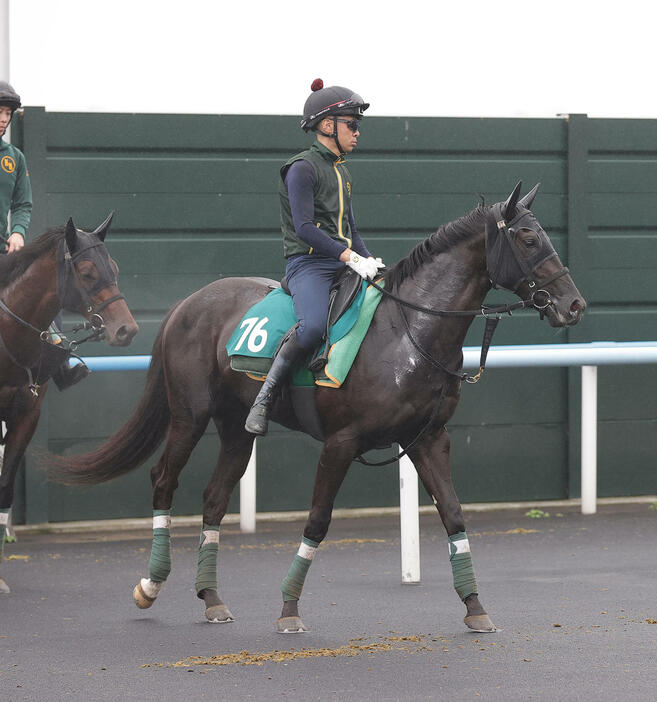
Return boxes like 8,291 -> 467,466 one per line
0,0 -> 9,83
0,0 -> 9,537
240,441 -> 256,533
581,365 -> 598,515
399,451 -> 421,583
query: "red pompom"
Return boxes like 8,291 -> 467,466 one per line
311,78 -> 324,92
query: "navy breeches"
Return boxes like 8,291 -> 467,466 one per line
285,255 -> 345,351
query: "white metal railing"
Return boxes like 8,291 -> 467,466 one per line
397,341 -> 657,583
81,341 -> 657,582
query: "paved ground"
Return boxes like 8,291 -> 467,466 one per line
1,503 -> 657,701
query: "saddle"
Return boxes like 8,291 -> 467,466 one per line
280,267 -> 363,372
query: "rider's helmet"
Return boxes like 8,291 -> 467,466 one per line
301,79 -> 369,132
0,82 -> 21,113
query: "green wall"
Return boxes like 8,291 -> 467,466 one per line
10,109 -> 657,524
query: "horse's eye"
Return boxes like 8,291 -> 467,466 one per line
78,265 -> 98,282
519,229 -> 538,248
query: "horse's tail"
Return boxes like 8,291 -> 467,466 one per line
51,303 -> 182,486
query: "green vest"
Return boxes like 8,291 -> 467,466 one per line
0,140 -> 32,240
279,141 -> 354,258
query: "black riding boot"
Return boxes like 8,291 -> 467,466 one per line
52,361 -> 90,391
244,332 -> 306,436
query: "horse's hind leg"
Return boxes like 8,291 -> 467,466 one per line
407,428 -> 496,633
276,435 -> 355,633
194,415 -> 255,623
0,391 -> 45,594
133,416 -> 209,610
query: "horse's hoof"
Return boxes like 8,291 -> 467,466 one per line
0,577 -> 10,594
464,614 -> 497,632
205,604 -> 235,623
133,579 -> 160,609
276,616 -> 308,633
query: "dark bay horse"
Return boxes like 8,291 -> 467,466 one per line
52,183 -> 585,632
0,216 -> 138,594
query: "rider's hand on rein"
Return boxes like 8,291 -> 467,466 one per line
346,252 -> 381,280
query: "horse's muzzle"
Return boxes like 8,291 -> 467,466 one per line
545,295 -> 586,327
106,320 -> 139,346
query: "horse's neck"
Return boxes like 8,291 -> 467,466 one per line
396,229 -> 490,351
1,251 -> 60,329
399,230 -> 489,310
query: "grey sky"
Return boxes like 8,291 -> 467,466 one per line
7,0 -> 653,118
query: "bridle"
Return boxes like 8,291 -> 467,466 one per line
0,233 -> 124,394
486,201 -> 570,310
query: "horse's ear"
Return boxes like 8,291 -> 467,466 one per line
92,211 -> 114,241
503,181 -> 522,220
519,183 -> 540,210
65,218 -> 78,253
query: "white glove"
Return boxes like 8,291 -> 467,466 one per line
346,252 -> 380,280
369,256 -> 385,271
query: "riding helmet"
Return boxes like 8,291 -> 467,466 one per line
301,79 -> 369,131
0,81 -> 21,112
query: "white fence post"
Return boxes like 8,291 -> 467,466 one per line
399,452 -> 421,583
240,441 -> 257,533
581,365 -> 598,515
0,0 -> 9,83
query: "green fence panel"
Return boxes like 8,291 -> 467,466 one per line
10,109 -> 657,524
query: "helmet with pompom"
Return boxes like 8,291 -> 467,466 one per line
0,81 -> 21,112
301,79 -> 369,132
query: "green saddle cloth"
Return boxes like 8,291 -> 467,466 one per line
226,281 -> 383,388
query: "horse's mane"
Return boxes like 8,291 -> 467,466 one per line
383,204 -> 488,290
0,226 -> 65,288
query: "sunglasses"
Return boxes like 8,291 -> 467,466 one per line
336,118 -> 361,132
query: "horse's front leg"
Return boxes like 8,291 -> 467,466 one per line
277,434 -> 355,633
407,427 -> 496,632
0,390 -> 45,594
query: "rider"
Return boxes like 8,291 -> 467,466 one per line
0,82 -> 30,255
244,79 -> 384,435
0,81 -> 88,390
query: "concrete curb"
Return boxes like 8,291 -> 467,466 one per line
13,495 -> 657,535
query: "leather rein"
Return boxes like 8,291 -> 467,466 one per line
367,202 -> 570,383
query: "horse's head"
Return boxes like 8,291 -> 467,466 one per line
58,213 -> 139,346
485,182 -> 586,327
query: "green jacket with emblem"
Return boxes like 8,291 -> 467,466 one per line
279,141 -> 354,258
0,139 -> 32,241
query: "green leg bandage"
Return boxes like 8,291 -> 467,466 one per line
148,509 -> 172,583
449,531 -> 478,600
281,536 -> 320,601
195,524 -> 220,595
0,508 -> 9,563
